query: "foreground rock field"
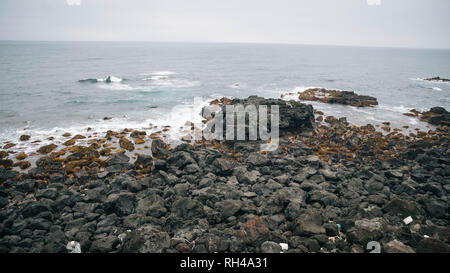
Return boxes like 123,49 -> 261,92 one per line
0,96 -> 449,253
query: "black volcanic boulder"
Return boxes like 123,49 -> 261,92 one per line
202,96 -> 314,139
383,198 -> 424,217
420,107 -> 450,126
416,238 -> 450,253
120,225 -> 170,253
104,192 -> 136,216
134,154 -> 153,168
151,139 -> 170,159
105,153 -> 130,166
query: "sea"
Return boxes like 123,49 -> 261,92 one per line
1,41 -> 449,153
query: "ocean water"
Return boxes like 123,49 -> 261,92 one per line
1,41 -> 449,151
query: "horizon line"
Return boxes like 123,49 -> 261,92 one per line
1,39 -> 449,51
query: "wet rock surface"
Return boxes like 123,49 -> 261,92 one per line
0,96 -> 448,253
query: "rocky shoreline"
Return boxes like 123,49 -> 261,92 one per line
0,96 -> 449,253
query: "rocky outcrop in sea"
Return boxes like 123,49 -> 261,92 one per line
282,88 -> 378,107
424,77 -> 450,83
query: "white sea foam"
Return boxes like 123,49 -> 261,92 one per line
280,86 -> 342,101
139,70 -> 200,89
0,95 -> 218,158
353,107 -> 374,115
148,75 -> 169,81
151,97 -> 209,129
109,76 -> 123,83
229,83 -> 241,89
290,86 -> 324,93
143,77 -> 201,88
410,77 -> 424,82
280,86 -> 317,101
97,83 -> 138,91
140,71 -> 177,76
376,104 -> 413,113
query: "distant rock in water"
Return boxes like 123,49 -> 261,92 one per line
78,78 -> 100,83
295,88 -> 378,107
424,77 -> 450,83
78,76 -> 123,84
404,107 -> 450,127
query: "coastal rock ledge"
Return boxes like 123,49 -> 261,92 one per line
283,88 -> 378,107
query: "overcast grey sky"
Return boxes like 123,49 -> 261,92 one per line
0,0 -> 449,49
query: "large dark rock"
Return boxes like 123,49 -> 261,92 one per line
22,202 -> 52,218
203,96 -> 314,138
241,216 -> 270,246
136,194 -> 167,217
90,235 -> 119,253
14,179 -> 36,193
0,168 -> 18,183
134,154 -> 153,168
36,188 -> 59,200
217,199 -> 242,219
105,153 -> 130,166
420,107 -> 450,127
172,197 -> 204,218
42,229 -> 67,253
151,139 -> 170,159
104,192 -> 136,217
425,200 -> 447,218
346,218 -> 385,245
0,196 -> 7,208
0,159 -> 13,170
246,153 -> 270,167
120,225 -> 170,253
168,151 -> 196,169
212,158 -> 233,175
383,198 -> 423,217
293,209 -> 325,236
260,241 -> 282,253
383,240 -> 415,253
416,238 -> 450,253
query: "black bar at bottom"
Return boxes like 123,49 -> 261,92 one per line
0,253 -> 446,272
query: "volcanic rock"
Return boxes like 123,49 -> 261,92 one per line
297,88 -> 378,107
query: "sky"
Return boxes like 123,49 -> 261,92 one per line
0,0 -> 449,49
